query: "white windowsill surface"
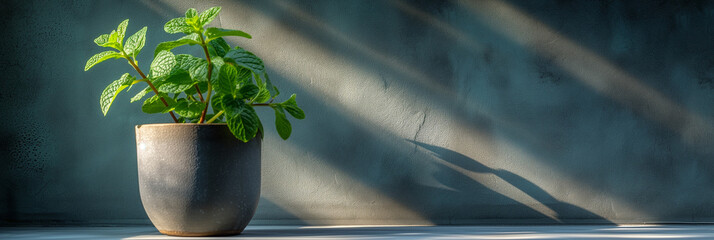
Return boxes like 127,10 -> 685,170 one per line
2,225 -> 714,239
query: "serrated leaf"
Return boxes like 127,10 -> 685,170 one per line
100,73 -> 135,116
198,7 -> 221,27
253,72 -> 264,86
94,34 -> 110,46
281,94 -> 305,119
173,54 -> 209,82
107,30 -> 118,46
205,27 -> 252,41
142,93 -> 176,114
96,30 -> 121,49
239,84 -> 260,100
211,94 -> 225,112
223,48 -> 265,74
174,99 -> 205,118
153,33 -> 201,57
158,70 -> 196,93
85,51 -> 123,71
124,26 -> 147,58
190,60 -> 209,82
221,94 -> 244,117
116,19 -> 129,46
226,102 -> 260,142
164,17 -> 193,34
234,65 -> 252,86
130,86 -> 151,103
130,77 -> 166,103
174,54 -> 203,70
264,72 -> 280,98
150,50 -> 176,78
253,87 -> 271,103
210,57 -> 224,83
185,8 -> 198,18
208,37 -> 230,57
218,64 -> 238,95
272,105 -> 292,140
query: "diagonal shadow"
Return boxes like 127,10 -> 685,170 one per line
252,198 -> 308,225
235,0 -> 714,222
263,70 -> 612,224
409,140 -> 613,224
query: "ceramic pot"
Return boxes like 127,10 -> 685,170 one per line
135,123 -> 261,237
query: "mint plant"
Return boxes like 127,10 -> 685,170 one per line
85,7 -> 304,142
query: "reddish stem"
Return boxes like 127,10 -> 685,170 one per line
126,57 -> 179,123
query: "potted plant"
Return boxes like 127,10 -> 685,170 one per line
84,7 -> 304,237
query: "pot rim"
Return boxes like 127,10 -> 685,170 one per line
136,123 -> 228,128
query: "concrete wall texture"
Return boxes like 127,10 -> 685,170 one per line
2,0 -> 714,225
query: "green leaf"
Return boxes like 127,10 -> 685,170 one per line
142,93 -> 176,114
221,94 -> 244,117
94,34 -> 110,46
158,70 -> 196,93
205,27 -> 252,41
198,7 -> 221,27
223,48 -> 265,74
224,99 -> 260,142
174,99 -> 205,118
272,105 -> 292,140
124,26 -> 147,58
190,60 -> 210,82
116,19 -> 129,46
211,94 -> 225,112
95,30 -> 121,49
256,113 -> 264,139
174,54 -> 203,71
239,84 -> 260,100
153,33 -> 201,57
253,87 -> 271,103
150,50 -> 176,78
107,30 -> 119,47
281,93 -> 305,119
251,72 -> 278,103
210,57 -> 225,83
130,77 -> 166,103
207,37 -> 230,57
100,73 -> 135,116
218,64 -> 238,95
185,8 -> 198,18
264,72 -> 280,98
184,81 -> 208,96
174,54 -> 209,82
164,17 -> 193,34
131,86 -> 151,103
85,51 -> 123,71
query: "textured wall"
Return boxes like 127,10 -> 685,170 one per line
2,0 -> 714,225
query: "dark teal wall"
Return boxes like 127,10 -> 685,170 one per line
2,0 -> 714,225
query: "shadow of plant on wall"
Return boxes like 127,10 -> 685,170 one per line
409,140 -> 613,224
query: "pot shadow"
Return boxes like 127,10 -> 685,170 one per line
253,198 -> 308,225
409,140 -> 613,224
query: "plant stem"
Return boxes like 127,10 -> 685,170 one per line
194,85 -> 205,102
206,110 -> 224,124
251,103 -> 273,107
198,34 -> 213,123
125,55 -> 178,123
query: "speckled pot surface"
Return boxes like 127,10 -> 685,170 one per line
135,123 -> 261,237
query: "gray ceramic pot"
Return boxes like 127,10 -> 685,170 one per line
135,123 -> 261,237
